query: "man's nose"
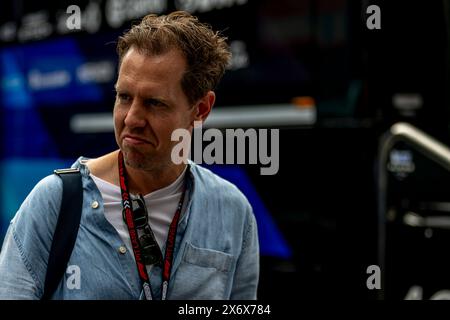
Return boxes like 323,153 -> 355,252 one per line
124,100 -> 146,128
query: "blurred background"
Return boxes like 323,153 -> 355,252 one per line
1,0 -> 450,300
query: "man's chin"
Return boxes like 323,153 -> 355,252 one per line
122,149 -> 167,171
122,148 -> 145,164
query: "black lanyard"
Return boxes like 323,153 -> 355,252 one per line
118,151 -> 187,300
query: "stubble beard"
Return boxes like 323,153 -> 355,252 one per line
122,145 -> 173,176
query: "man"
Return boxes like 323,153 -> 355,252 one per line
0,11 -> 259,300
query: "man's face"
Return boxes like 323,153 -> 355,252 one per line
114,47 -> 194,171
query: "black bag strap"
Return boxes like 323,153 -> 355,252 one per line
42,168 -> 83,300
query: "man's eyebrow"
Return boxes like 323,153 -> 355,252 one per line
114,84 -> 129,93
114,86 -> 170,104
145,96 -> 171,106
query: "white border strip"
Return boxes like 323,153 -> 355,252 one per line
70,104 -> 316,133
204,104 -> 316,128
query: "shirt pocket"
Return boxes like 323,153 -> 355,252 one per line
169,241 -> 234,300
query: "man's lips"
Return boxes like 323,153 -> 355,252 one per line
123,135 -> 152,145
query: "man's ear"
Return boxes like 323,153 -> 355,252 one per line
192,91 -> 215,123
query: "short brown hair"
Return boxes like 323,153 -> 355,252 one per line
117,11 -> 231,105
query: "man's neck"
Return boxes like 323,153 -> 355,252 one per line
124,160 -> 186,196
87,150 -> 187,195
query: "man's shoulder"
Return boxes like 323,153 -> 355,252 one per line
72,151 -> 116,179
30,173 -> 63,198
13,173 -> 63,221
190,163 -> 241,193
189,163 -> 251,210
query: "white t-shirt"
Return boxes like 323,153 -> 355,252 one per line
90,167 -> 186,264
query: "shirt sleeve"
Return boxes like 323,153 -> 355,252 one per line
0,174 -> 62,300
230,205 -> 260,300
0,224 -> 40,299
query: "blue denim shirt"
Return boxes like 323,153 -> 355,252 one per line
0,157 -> 259,300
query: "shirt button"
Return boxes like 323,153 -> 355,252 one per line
118,246 -> 127,254
91,201 -> 99,209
